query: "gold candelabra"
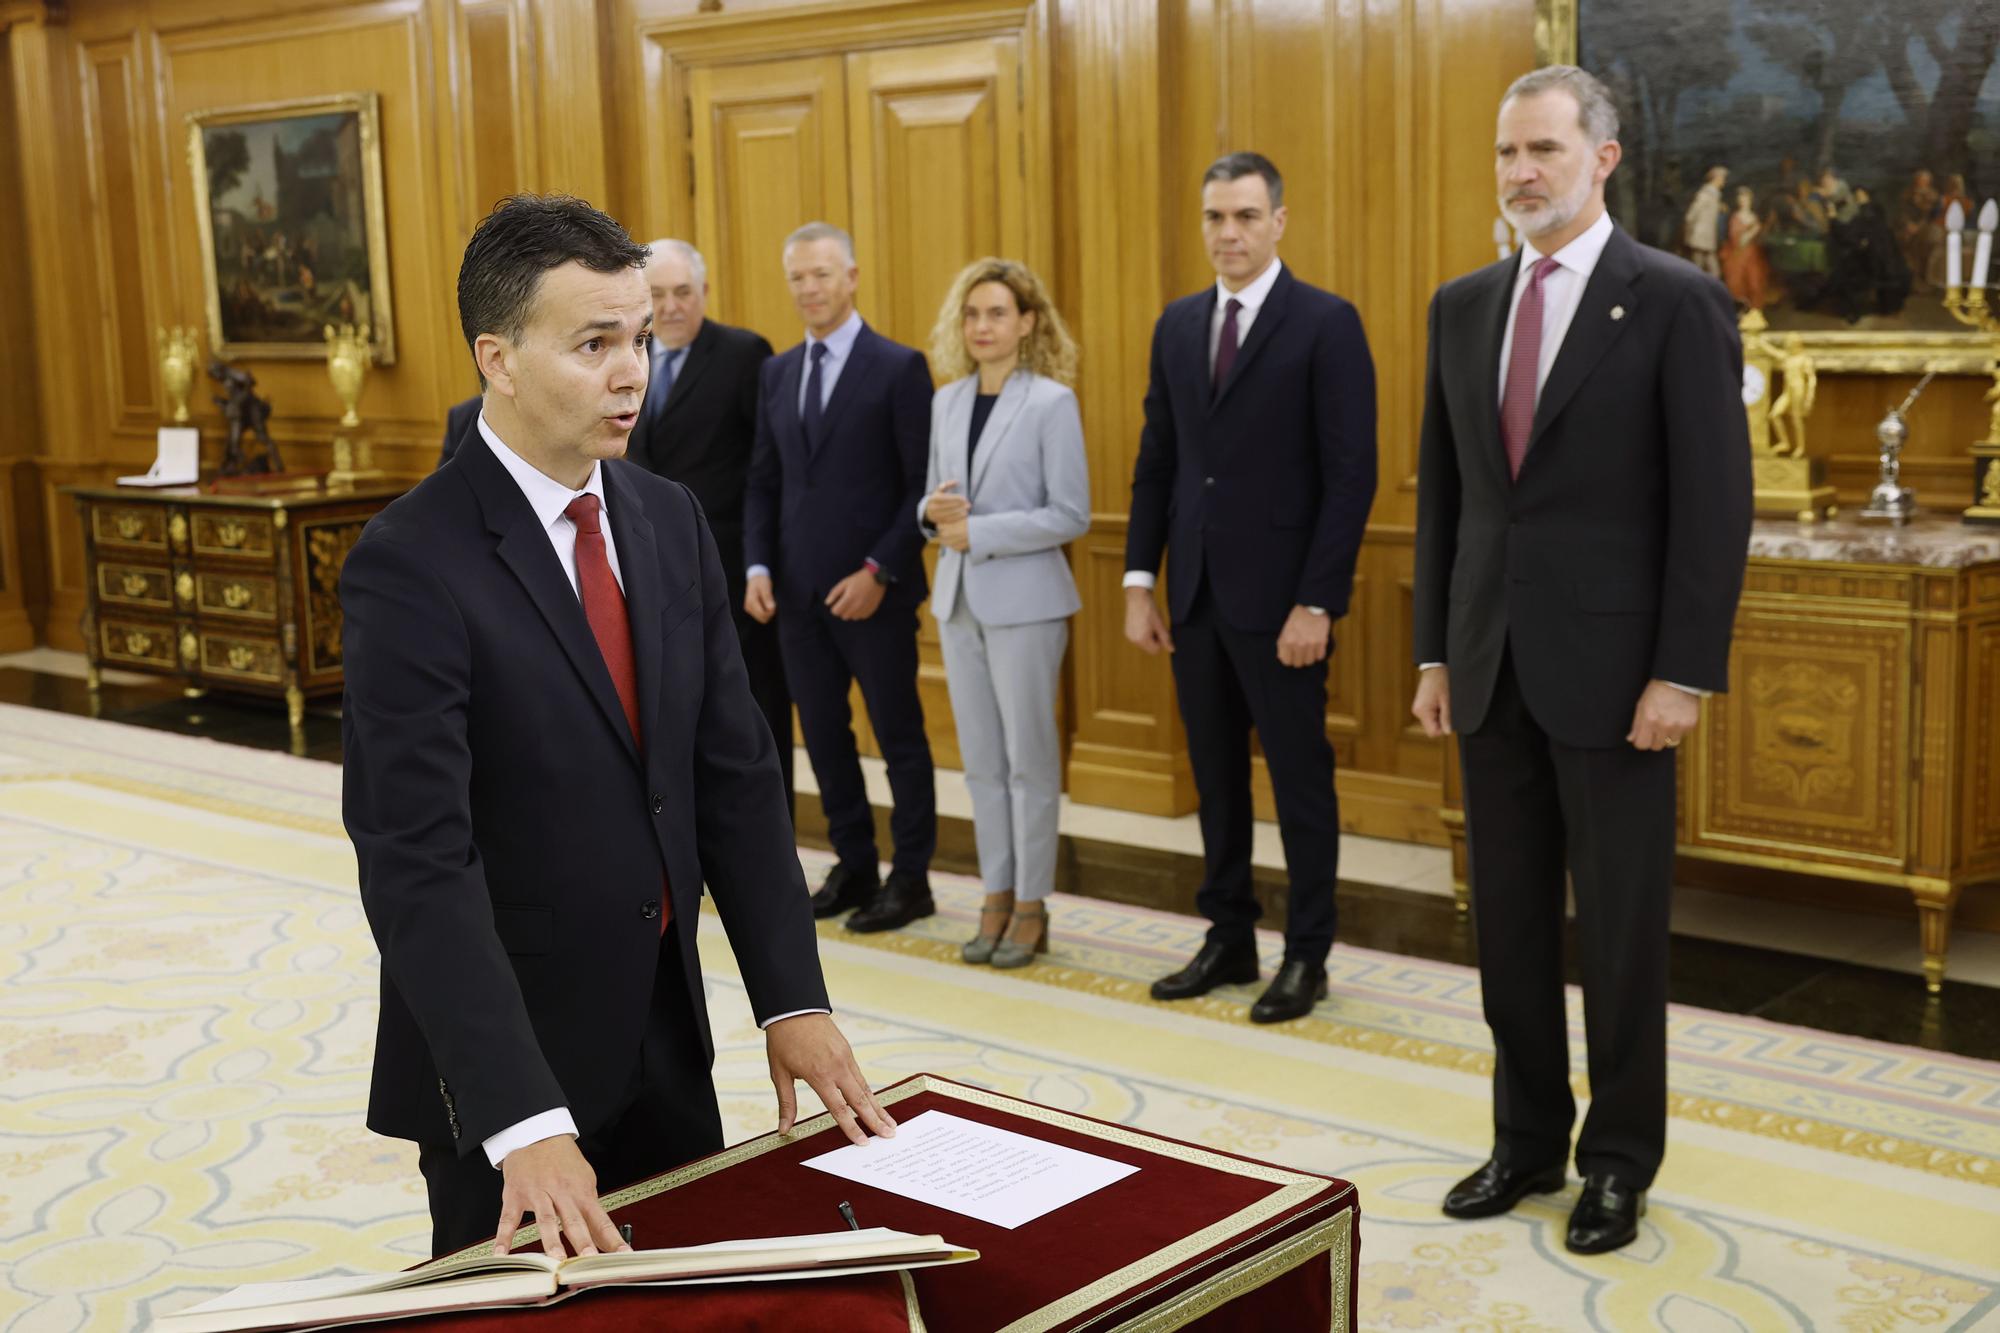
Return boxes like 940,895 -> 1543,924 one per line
1943,199 -> 2000,524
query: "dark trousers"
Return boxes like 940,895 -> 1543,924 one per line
778,597 -> 935,874
1170,578 -> 1341,964
733,601 -> 795,820
416,926 -> 725,1257
1457,644 -> 1676,1190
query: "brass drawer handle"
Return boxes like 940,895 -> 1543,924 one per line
114,514 -> 146,541
176,573 -> 195,604
124,630 -> 154,656
222,583 -> 254,609
216,520 -> 248,549
120,572 -> 150,598
226,644 -> 257,671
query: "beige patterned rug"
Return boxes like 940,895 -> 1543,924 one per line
0,704 -> 1995,1331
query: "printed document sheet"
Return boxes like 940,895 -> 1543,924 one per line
800,1110 -> 1138,1229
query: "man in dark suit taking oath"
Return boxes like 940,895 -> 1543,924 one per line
1410,67 -> 1751,1254
744,222 -> 937,934
342,195 -> 892,1261
1124,152 -> 1379,1025
627,237 -> 792,813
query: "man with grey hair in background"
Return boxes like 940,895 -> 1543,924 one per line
626,239 -> 792,814
744,222 -> 938,933
1409,66 -> 1750,1253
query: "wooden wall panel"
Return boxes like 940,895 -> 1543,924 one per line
462,0 -> 527,218
79,37 -> 161,431
686,56 -> 849,342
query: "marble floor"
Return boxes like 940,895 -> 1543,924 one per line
5,650 -> 1993,1060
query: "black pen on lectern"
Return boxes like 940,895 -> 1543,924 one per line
619,1223 -> 634,1247
837,1200 -> 860,1232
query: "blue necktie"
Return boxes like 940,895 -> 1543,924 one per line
643,347 -> 681,423
802,342 -> 828,452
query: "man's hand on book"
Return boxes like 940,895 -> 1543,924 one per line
495,1135 -> 631,1259
766,1013 -> 898,1146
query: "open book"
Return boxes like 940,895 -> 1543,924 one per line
154,1228 -> 977,1332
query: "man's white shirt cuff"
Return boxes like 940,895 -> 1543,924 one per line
1663,681 -> 1712,698
1122,571 -> 1156,590
746,564 -> 771,581
760,1008 -> 830,1029
483,1108 -> 579,1168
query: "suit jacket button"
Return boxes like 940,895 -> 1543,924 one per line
651,794 -> 664,815
641,900 -> 661,920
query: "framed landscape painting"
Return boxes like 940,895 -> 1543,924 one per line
1538,0 -> 2000,371
187,93 -> 396,365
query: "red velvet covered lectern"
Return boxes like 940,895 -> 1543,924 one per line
381,1074 -> 1359,1331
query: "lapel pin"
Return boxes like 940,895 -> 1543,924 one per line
1610,305 -> 1626,321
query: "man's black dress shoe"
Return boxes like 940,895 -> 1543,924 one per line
1249,959 -> 1329,1023
844,869 -> 935,933
1441,1158 -> 1567,1219
1149,940 -> 1260,1001
809,862 -> 878,918
1565,1174 -> 1646,1254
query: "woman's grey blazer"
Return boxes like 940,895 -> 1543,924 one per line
919,370 -> 1090,626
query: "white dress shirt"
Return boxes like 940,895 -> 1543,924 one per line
747,310 -> 867,583
1419,210 -> 1703,696
476,414 -> 824,1168
1124,259 -> 1286,595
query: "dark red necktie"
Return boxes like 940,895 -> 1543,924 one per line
564,493 -> 667,933
1501,256 -> 1561,481
1212,297 -> 1243,395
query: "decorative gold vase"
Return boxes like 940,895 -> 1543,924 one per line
324,322 -> 372,429
157,326 -> 200,424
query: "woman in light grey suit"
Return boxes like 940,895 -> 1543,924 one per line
920,258 -> 1089,967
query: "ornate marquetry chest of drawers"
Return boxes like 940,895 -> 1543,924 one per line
63,484 -> 403,729
1441,517 -> 2000,992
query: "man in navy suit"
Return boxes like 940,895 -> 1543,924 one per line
1125,153 -> 1378,1024
438,394 -> 479,468
744,223 -> 937,932
343,196 -> 890,1260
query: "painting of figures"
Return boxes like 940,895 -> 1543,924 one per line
1559,0 -> 1999,367
188,94 -> 396,364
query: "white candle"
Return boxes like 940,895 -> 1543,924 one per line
1493,217 -> 1512,261
1974,200 -> 1999,292
1945,201 -> 1964,291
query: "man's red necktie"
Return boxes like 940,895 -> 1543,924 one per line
564,493 -> 667,933
1500,255 -> 1562,482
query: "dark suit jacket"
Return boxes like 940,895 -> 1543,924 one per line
1125,265 -> 1379,632
743,323 -> 932,613
341,437 -> 827,1155
1412,225 -> 1753,748
627,319 -> 774,600
438,395 -> 480,469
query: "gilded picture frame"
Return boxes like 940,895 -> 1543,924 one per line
186,93 -> 396,365
1538,0 -> 1998,373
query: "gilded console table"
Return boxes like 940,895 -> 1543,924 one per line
1442,517 -> 2000,991
63,484 -> 402,734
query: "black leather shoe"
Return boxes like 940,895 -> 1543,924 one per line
1565,1174 -> 1646,1254
1149,941 -> 1260,1001
1441,1158 -> 1567,1219
844,869 -> 935,933
1249,960 -> 1329,1023
809,862 -> 879,918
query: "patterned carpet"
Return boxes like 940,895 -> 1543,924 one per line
0,703 -> 1996,1331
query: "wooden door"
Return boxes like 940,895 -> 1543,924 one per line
687,56 -> 849,343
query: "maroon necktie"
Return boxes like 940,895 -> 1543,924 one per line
1500,256 -> 1562,482
564,493 -> 667,933
1212,297 -> 1243,395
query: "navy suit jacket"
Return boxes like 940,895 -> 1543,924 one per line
1125,265 -> 1379,633
437,395 -> 480,469
341,437 -> 826,1154
743,323 -> 932,613
1412,226 -> 1752,747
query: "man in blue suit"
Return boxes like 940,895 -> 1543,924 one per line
744,223 -> 937,932
1125,153 -> 1379,1024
